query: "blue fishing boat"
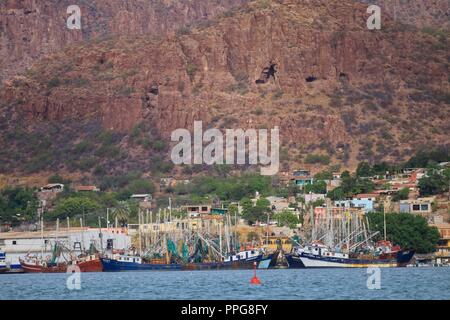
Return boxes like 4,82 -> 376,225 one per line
101,255 -> 181,271
182,249 -> 276,270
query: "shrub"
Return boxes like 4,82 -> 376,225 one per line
186,63 -> 198,79
305,154 -> 330,165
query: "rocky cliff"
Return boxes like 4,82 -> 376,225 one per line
0,0 -> 449,180
0,0 -> 249,84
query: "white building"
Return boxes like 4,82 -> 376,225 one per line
0,228 -> 130,271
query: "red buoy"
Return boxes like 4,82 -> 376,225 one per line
250,262 -> 262,285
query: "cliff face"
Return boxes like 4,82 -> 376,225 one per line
0,0 -> 249,84
0,0 -> 449,178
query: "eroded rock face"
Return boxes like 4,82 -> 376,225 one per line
0,0 -> 449,175
0,0 -> 250,84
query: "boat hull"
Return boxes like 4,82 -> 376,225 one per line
101,258 -> 181,271
77,258 -> 103,272
20,260 -> 67,273
181,255 -> 272,270
285,253 -> 305,269
298,250 -> 414,268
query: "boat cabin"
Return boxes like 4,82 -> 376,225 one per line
117,255 -> 142,264
224,250 -> 261,262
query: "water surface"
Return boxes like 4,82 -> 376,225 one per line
1,267 -> 449,300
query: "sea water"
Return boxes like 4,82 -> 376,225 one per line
0,267 -> 449,300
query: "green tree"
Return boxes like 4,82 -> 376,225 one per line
241,198 -> 270,225
356,161 -> 373,177
0,187 -> 38,224
305,180 -> 327,194
127,179 -> 155,195
112,202 -> 131,226
393,187 -> 410,201
314,170 -> 333,180
418,170 -> 449,196
367,212 -> 440,253
275,210 -> 300,229
51,197 -> 100,219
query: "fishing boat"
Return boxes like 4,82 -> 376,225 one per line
284,252 -> 305,269
290,201 -> 415,268
19,255 -> 68,273
289,241 -> 414,268
76,254 -> 103,272
182,249 -> 277,270
101,255 -> 181,271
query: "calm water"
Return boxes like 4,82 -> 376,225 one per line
1,268 -> 449,300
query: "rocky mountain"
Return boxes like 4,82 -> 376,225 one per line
0,0 -> 250,84
0,0 -> 449,183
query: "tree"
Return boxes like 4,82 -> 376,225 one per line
418,170 -> 449,196
305,180 -> 327,194
275,210 -> 300,229
127,179 -> 155,195
112,202 -> 131,227
241,198 -> 270,225
393,187 -> 409,201
0,187 -> 38,224
367,212 -> 440,253
327,187 -> 345,201
356,161 -> 373,177
51,197 -> 100,219
314,170 -> 333,180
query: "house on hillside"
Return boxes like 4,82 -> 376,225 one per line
291,170 -> 314,187
130,194 -> 152,202
334,193 -> 378,214
39,183 -> 64,193
182,205 -> 211,218
399,197 -> 435,214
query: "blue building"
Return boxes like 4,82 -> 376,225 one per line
334,194 -> 376,214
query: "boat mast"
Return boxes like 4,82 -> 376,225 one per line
383,205 -> 387,241
40,210 -> 44,258
138,208 -> 142,255
219,220 -> 223,258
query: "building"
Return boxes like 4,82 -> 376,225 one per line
39,183 -> 64,193
431,223 -> 450,265
302,193 -> 326,204
130,194 -> 152,202
314,206 -> 365,223
400,197 -> 434,214
334,193 -> 377,214
0,228 -> 130,271
211,208 -> 228,215
290,169 -> 314,187
181,205 -> 212,218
